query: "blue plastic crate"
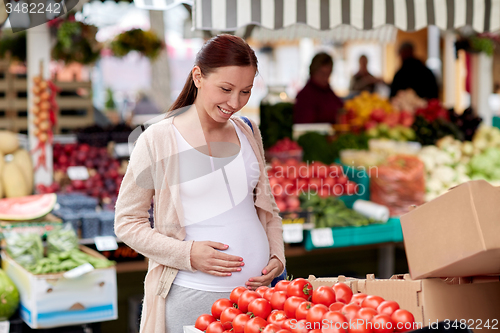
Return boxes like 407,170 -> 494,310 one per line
80,210 -> 100,239
57,194 -> 98,211
338,163 -> 371,209
494,116 -> 500,130
99,211 -> 116,237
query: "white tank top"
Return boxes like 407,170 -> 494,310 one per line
172,119 -> 270,292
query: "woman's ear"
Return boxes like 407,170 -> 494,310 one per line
192,66 -> 202,88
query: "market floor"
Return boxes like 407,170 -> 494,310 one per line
101,245 -> 409,333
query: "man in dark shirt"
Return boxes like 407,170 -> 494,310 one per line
390,42 -> 439,100
294,52 -> 344,124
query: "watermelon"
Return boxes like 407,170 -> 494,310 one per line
0,193 -> 57,221
0,269 -> 19,320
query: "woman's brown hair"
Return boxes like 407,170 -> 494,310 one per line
168,34 -> 258,113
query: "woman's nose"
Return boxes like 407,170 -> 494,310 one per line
227,94 -> 240,110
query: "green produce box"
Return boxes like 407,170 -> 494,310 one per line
494,116 -> 500,130
304,226 -> 354,251
338,164 -> 370,209
351,218 -> 400,246
391,217 -> 404,242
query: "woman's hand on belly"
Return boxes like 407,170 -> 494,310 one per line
191,241 -> 244,276
245,257 -> 284,290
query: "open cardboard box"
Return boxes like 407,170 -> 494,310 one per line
400,180 -> 500,279
1,245 -> 117,329
357,274 -> 500,330
309,274 -> 500,331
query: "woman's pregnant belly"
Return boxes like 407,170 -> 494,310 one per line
173,197 -> 270,292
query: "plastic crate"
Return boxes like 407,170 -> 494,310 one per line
99,211 -> 115,237
493,116 -> 500,129
57,194 -> 98,211
338,164 -> 370,209
80,210 -> 100,239
304,225 -> 354,251
391,217 -> 403,242
351,220 -> 396,246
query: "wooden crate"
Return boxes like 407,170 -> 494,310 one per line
54,80 -> 94,134
0,58 -> 29,133
0,60 -> 94,134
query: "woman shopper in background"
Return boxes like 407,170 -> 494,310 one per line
114,34 -> 285,332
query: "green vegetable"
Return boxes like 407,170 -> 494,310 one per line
28,249 -> 115,275
301,194 -> 378,228
260,102 -> 294,149
47,224 -> 79,255
5,233 -> 43,270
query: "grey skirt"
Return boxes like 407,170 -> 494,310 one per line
165,284 -> 232,333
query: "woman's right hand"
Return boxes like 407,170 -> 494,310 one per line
190,241 -> 244,276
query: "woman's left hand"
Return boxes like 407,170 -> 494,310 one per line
245,257 -> 283,290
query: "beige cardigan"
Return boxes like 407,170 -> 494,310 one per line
114,115 -> 285,333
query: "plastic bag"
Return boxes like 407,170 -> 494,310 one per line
47,223 -> 79,255
4,232 -> 43,269
370,154 -> 425,216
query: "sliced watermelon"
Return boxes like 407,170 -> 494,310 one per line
0,193 -> 57,221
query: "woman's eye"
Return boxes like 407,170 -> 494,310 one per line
242,91 -> 251,94
221,88 -> 231,92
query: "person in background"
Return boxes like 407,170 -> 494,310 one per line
294,52 -> 344,124
349,55 -> 383,94
390,42 -> 439,100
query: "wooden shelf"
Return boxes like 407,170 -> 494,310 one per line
116,260 -> 148,274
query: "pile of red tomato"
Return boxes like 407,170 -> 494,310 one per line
194,278 -> 416,333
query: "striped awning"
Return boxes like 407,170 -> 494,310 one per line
193,0 -> 500,33
133,0 -> 192,10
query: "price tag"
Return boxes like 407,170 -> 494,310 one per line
63,263 -> 94,279
114,143 -> 133,158
0,321 -> 9,333
311,228 -> 334,247
95,236 -> 119,251
67,166 -> 89,180
282,223 -> 303,243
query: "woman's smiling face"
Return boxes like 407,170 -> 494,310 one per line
193,65 -> 256,122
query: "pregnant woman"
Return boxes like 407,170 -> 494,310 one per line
114,34 -> 285,333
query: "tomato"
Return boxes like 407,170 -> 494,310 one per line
361,295 -> 385,310
295,301 -> 313,320
248,298 -> 272,319
321,311 -> 348,333
329,302 -> 345,312
262,323 -> 283,333
311,286 -> 336,307
283,296 -> 306,318
371,314 -> 394,333
264,287 -> 275,302
233,314 -> 251,333
277,330 -> 292,333
350,293 -> 368,306
306,304 -> 329,324
267,310 -> 288,327
310,330 -> 322,333
238,290 -> 262,313
220,307 -> 243,330
195,314 -> 216,331
349,319 -> 373,333
290,319 -> 309,333
231,286 -> 248,304
256,286 -> 269,297
212,298 -> 235,320
275,280 -> 291,292
206,321 -> 225,333
391,309 -> 415,332
341,303 -> 360,320
333,283 -> 353,304
270,291 -> 288,310
356,307 -> 378,322
282,319 -> 295,331
287,278 -> 313,300
377,301 -> 400,316
244,317 -> 268,333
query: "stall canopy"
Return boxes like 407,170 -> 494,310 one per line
134,0 -> 192,11
192,0 -> 500,33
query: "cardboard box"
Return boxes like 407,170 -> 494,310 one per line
400,180 -> 500,279
1,246 -> 117,329
357,274 -> 500,330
